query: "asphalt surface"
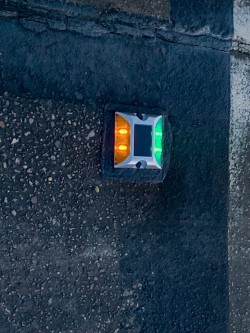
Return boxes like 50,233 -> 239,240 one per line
0,92 -> 228,333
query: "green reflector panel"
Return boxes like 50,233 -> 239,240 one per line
154,117 -> 163,165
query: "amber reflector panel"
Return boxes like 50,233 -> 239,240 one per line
114,114 -> 131,165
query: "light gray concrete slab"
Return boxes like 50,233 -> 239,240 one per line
229,52 -> 250,333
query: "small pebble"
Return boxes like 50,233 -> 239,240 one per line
48,177 -> 52,182
95,186 -> 100,193
86,130 -> 95,140
11,210 -> 16,216
55,140 -> 61,149
31,196 -> 38,204
0,121 -> 5,128
11,138 -> 19,145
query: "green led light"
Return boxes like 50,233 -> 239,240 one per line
154,117 -> 163,166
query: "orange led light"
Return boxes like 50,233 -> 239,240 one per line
114,114 -> 131,165
118,145 -> 128,151
119,129 -> 128,135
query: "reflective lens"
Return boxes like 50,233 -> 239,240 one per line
154,117 -> 163,166
114,114 -> 131,165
